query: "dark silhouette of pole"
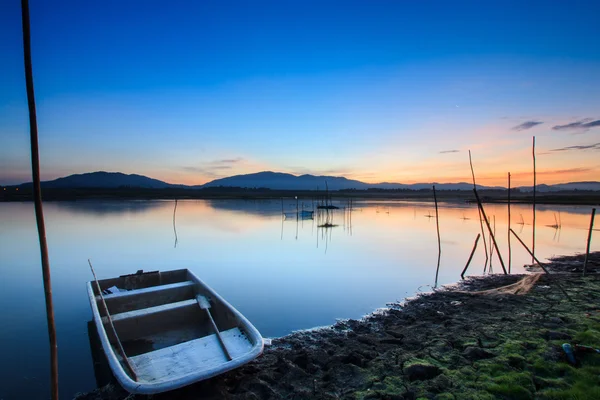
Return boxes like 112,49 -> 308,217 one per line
473,189 -> 507,274
532,136 -> 536,263
461,234 -> 481,279
433,186 -> 442,287
510,228 -> 571,301
468,150 -> 489,269
20,1 -> 58,398
583,208 -> 596,276
508,172 -> 511,273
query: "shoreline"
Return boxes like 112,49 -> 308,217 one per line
75,252 -> 600,399
3,188 -> 600,206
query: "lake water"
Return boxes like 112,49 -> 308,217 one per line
0,199 -> 596,399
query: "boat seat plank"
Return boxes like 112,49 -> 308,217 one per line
129,328 -> 252,383
101,299 -> 198,324
98,280 -> 195,300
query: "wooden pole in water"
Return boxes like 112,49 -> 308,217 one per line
88,260 -> 138,380
20,1 -> 59,398
173,199 -> 178,248
461,233 -> 481,279
473,189 -> 507,274
583,208 -> 596,276
532,136 -> 536,264
469,150 -> 489,269
433,186 -> 442,287
508,172 -> 512,274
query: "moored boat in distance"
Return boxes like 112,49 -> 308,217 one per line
283,210 -> 314,219
87,269 -> 264,394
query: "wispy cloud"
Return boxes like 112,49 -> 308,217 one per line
552,119 -> 600,132
512,167 -> 592,177
512,121 -> 543,131
216,157 -> 244,164
439,149 -> 460,154
549,143 -> 600,152
181,157 -> 246,178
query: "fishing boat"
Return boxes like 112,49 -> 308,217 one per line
283,210 -> 314,220
86,269 -> 264,394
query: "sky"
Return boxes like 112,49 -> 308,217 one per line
1,0 -> 600,187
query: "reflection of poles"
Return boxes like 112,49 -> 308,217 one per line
21,1 -> 59,398
583,208 -> 596,276
173,199 -> 178,248
469,150 -> 489,269
433,186 -> 442,287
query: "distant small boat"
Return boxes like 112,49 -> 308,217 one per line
87,269 -> 263,394
317,205 -> 339,210
284,210 -> 314,219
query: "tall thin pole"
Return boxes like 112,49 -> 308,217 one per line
532,136 -> 536,263
469,150 -> 489,268
508,172 -> 512,274
20,1 -> 59,398
433,186 -> 442,287
473,189 -> 507,274
583,208 -> 596,276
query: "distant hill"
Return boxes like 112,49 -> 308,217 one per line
200,172 -> 499,191
518,181 -> 600,192
200,171 -> 369,190
11,171 -> 600,192
18,171 -> 174,189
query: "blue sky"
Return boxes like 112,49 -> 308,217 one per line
1,0 -> 599,185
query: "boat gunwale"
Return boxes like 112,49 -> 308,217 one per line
87,268 -> 264,394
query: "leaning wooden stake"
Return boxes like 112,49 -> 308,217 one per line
509,229 -> 571,301
583,208 -> 596,276
508,172 -> 512,273
468,150 -> 489,269
88,260 -> 138,380
433,186 -> 442,287
461,233 -> 481,279
21,1 -> 58,398
473,189 -> 507,274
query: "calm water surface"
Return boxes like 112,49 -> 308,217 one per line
0,199 -> 596,399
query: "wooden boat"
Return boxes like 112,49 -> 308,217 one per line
86,269 -> 264,394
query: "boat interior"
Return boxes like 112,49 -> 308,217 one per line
91,269 -> 255,381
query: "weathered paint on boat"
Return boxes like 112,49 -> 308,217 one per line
87,269 -> 263,394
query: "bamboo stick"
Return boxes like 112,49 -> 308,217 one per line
433,186 -> 442,287
468,150 -> 489,269
583,208 -> 596,276
508,172 -> 512,273
173,199 -> 178,248
509,229 -> 549,274
88,260 -> 137,380
509,229 -> 571,301
20,1 -> 59,398
461,234 -> 481,279
473,189 -> 507,274
532,136 -> 536,263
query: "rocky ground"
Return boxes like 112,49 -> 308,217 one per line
75,252 -> 600,400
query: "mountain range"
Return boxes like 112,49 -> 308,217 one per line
8,171 -> 600,192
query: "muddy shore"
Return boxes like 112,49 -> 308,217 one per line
75,252 -> 600,400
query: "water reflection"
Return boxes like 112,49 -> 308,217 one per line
0,199 -> 597,399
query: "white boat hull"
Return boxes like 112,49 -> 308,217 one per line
87,269 -> 263,394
